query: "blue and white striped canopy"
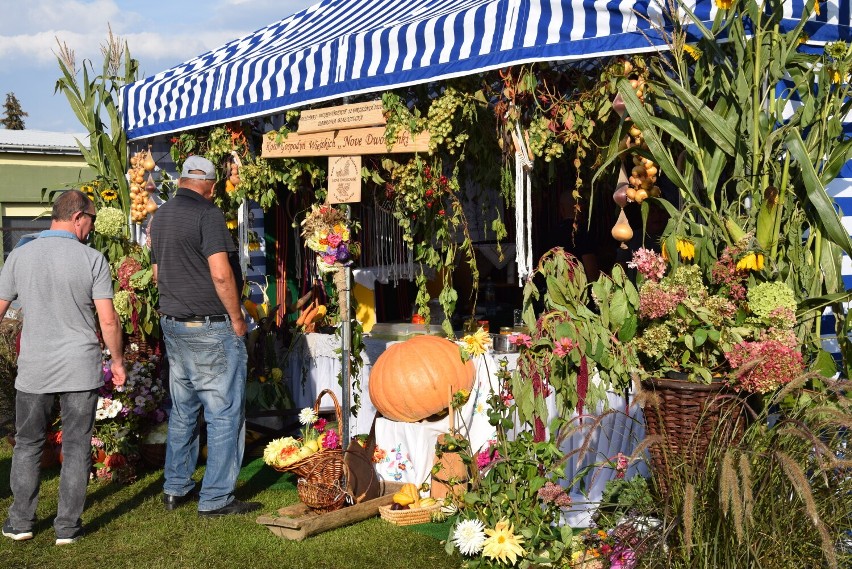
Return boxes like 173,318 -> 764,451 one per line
121,0 -> 851,140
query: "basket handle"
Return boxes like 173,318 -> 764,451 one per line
314,388 -> 343,426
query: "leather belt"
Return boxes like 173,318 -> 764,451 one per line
164,314 -> 229,323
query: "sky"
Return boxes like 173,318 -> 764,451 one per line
0,0 -> 317,133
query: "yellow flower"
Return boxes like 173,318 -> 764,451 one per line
815,0 -> 821,16
683,44 -> 701,61
100,188 -> 118,202
81,185 -> 95,197
248,241 -> 261,252
715,0 -> 732,9
481,519 -> 525,565
226,219 -> 238,230
676,238 -> 695,261
799,33 -> 810,45
735,252 -> 764,271
832,69 -> 842,84
462,328 -> 491,358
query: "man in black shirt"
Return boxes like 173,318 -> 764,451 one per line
151,155 -> 259,517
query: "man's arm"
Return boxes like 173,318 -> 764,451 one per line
0,299 -> 11,322
152,263 -> 157,285
208,252 -> 247,337
94,298 -> 126,386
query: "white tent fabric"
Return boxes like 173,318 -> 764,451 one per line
122,0 -> 850,140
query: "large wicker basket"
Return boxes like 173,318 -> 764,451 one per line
641,377 -> 747,497
275,390 -> 345,496
378,503 -> 441,526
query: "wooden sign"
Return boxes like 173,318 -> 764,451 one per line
298,100 -> 385,134
328,156 -> 362,204
262,127 -> 430,158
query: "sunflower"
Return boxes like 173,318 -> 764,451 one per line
226,219 -> 238,230
81,185 -> 95,198
481,519 -> 525,565
715,0 -> 733,9
100,188 -> 118,202
682,44 -> 701,61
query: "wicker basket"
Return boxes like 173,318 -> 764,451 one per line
274,389 -> 345,482
641,377 -> 747,497
378,503 -> 441,526
297,476 -> 348,513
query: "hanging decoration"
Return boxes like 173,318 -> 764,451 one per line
512,121 -> 534,284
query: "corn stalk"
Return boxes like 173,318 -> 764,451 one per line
607,0 -> 852,370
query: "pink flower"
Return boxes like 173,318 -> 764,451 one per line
552,337 -> 576,358
614,452 -> 629,479
327,233 -> 342,248
476,440 -> 499,470
322,254 -> 337,265
322,429 -> 340,449
725,339 -> 803,393
313,418 -> 328,433
509,333 -> 532,348
628,248 -> 666,282
610,545 -> 637,569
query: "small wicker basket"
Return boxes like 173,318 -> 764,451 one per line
297,477 -> 348,513
273,389 -> 344,481
378,504 -> 441,526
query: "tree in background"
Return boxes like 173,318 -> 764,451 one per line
1,92 -> 27,130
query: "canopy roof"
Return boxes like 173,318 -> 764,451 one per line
122,0 -> 850,140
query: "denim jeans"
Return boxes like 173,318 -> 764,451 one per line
160,316 -> 247,511
8,389 -> 97,539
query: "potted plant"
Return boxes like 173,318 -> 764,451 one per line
624,244 -> 805,495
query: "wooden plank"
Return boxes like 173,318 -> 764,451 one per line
298,101 -> 385,134
261,127 -> 430,158
256,481 -> 404,541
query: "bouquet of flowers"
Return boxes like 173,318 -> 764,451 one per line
628,243 -> 804,391
96,351 -> 168,450
111,246 -> 159,338
300,204 -> 359,274
262,404 -> 341,472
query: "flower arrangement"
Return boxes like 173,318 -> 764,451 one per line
627,243 -> 804,389
262,406 -> 340,470
300,204 -> 359,274
94,351 -> 168,456
110,246 -> 159,337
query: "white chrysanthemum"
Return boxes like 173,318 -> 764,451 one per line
95,409 -> 108,421
298,407 -> 318,425
452,518 -> 487,556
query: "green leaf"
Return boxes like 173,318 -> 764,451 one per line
786,130 -> 852,256
811,349 -> 838,378
693,328 -> 707,347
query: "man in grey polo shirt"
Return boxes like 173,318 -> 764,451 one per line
0,190 -> 126,545
151,155 -> 258,517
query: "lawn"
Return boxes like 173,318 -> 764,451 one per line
0,440 -> 460,569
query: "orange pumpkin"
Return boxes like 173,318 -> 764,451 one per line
369,335 -> 475,422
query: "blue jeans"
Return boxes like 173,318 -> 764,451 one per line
8,389 -> 97,539
160,316 -> 247,511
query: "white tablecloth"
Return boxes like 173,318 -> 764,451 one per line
286,333 -> 648,526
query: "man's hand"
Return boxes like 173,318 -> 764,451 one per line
111,359 -> 127,386
232,316 -> 247,338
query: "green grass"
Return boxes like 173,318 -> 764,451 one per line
0,440 -> 460,569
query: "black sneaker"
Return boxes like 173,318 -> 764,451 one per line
2,520 -> 33,541
198,499 -> 261,518
55,527 -> 85,546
